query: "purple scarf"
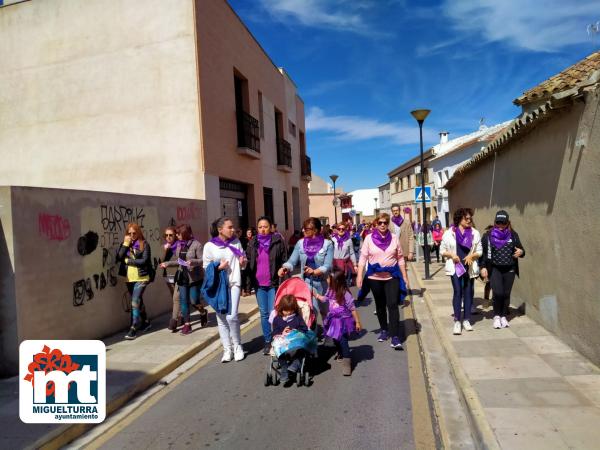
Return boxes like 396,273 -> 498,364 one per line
210,236 -> 245,258
324,307 -> 355,341
257,233 -> 272,253
371,229 -> 392,251
391,215 -> 404,227
490,226 -> 511,249
303,235 -> 325,261
333,231 -> 350,250
169,240 -> 185,252
453,226 -> 473,249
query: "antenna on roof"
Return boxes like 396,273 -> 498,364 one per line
588,21 -> 600,47
479,117 -> 487,131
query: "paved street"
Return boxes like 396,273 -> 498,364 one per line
90,289 -> 434,450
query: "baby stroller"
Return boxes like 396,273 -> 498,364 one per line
265,277 -> 317,387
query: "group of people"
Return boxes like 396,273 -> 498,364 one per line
114,204 -> 524,381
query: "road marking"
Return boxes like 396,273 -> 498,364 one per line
405,290 -> 439,449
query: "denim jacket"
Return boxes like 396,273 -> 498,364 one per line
282,238 -> 334,280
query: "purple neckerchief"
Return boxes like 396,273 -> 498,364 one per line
128,239 -> 141,258
391,215 -> 404,227
371,229 -> 392,251
490,226 -> 511,249
453,225 -> 473,249
257,233 -> 272,253
169,240 -> 184,252
210,236 -> 244,258
333,231 -> 350,250
303,235 -> 325,261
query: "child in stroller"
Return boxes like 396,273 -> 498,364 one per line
265,278 -> 317,387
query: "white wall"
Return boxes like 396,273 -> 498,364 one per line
348,188 -> 379,216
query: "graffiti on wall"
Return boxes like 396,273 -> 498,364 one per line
72,204 -> 161,307
38,213 -> 71,241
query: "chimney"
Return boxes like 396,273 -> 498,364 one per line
439,131 -> 449,144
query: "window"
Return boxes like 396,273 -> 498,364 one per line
438,171 -> 443,184
258,91 -> 264,138
274,109 -> 283,142
263,187 -> 274,222
283,191 -> 289,230
408,175 -> 413,189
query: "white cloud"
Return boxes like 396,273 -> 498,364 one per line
443,0 -> 599,52
257,0 -> 375,35
306,107 -> 436,145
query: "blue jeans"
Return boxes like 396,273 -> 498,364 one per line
255,286 -> 276,343
127,282 -> 148,328
304,277 -> 329,323
178,284 -> 201,323
451,274 -> 474,321
334,334 -> 350,358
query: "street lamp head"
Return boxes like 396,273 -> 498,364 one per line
329,174 -> 339,183
410,109 -> 431,123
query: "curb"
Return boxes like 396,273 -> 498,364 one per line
409,263 -> 501,450
32,305 -> 260,450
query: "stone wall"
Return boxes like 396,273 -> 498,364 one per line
0,186 -> 207,377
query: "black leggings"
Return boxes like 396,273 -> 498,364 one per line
370,278 -> 403,339
490,266 -> 516,317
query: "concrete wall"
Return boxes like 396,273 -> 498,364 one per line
0,0 -> 203,199
0,186 -> 207,377
448,92 -> 600,365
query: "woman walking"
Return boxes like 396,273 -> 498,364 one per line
440,208 -> 482,335
432,223 -> 444,263
331,222 -> 357,287
480,211 -> 525,329
357,213 -> 409,350
246,216 -> 288,355
162,226 -> 182,332
116,223 -> 153,340
278,217 -> 333,327
203,217 -> 247,362
160,224 -> 207,335
417,223 -> 433,264
240,227 -> 255,297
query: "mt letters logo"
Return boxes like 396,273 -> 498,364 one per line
20,340 -> 106,423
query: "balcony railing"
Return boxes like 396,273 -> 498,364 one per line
237,111 -> 260,153
301,155 -> 311,180
277,138 -> 292,170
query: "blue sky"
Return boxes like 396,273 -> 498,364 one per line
228,0 -> 599,191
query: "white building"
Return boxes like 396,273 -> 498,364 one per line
429,121 -> 512,227
348,188 -> 379,219
377,182 -> 391,215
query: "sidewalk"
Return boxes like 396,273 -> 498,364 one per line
0,296 -> 259,450
410,261 -> 600,449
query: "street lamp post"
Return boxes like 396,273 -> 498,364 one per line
411,109 -> 431,280
374,197 -> 378,215
330,174 -> 339,225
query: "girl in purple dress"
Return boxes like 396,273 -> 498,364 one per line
313,268 -> 362,376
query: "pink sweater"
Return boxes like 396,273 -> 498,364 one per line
359,233 -> 405,280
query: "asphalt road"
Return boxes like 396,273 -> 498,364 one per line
96,290 -> 428,450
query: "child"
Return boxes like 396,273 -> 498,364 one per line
272,294 -> 309,385
313,268 -> 362,376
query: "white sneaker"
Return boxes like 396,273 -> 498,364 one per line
493,316 -> 501,329
500,317 -> 510,328
462,320 -> 473,332
221,347 -> 233,363
453,321 -> 462,335
233,344 -> 245,361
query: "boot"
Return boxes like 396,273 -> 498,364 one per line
168,319 -> 178,333
198,308 -> 208,328
342,358 -> 352,376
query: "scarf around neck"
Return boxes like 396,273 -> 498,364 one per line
257,233 -> 272,253
210,236 -> 244,258
303,234 -> 324,261
490,226 -> 511,249
453,225 -> 473,249
333,231 -> 350,249
391,215 -> 404,227
371,229 -> 392,251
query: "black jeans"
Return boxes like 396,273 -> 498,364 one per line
370,278 -> 403,339
432,244 -> 440,262
490,266 -> 516,317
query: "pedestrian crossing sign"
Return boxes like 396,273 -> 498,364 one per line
415,186 -> 431,203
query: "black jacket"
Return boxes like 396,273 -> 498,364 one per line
481,230 -> 525,277
246,233 -> 288,289
116,242 -> 152,279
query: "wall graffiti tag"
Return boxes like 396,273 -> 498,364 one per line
38,213 -> 71,241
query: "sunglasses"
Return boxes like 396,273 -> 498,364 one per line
127,231 -> 137,236
495,221 -> 507,225
164,233 -> 175,237
337,227 -> 346,231
377,221 -> 388,225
